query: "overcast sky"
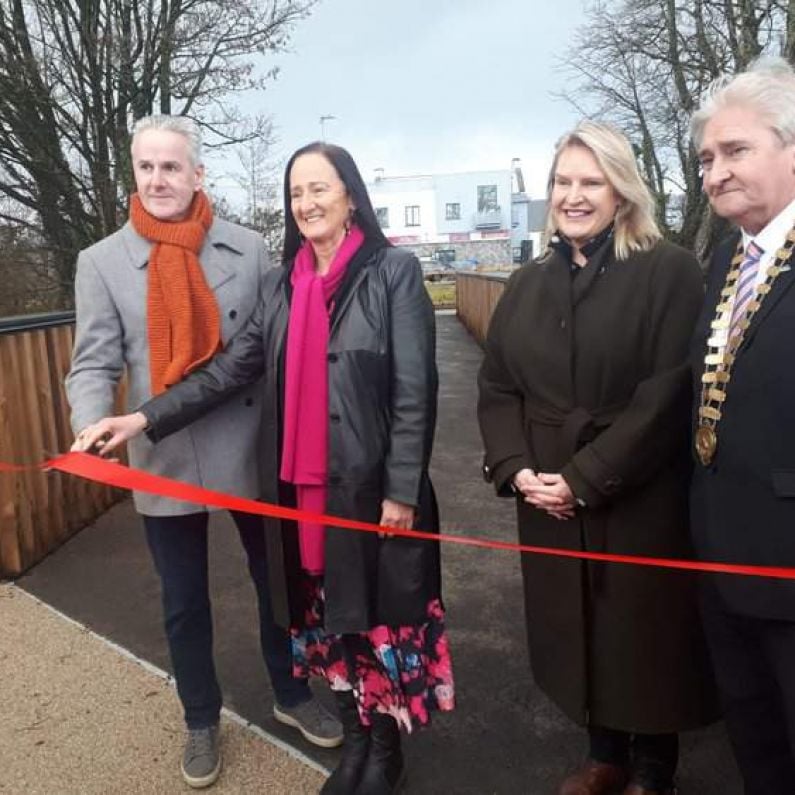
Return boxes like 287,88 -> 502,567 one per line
208,0 -> 588,205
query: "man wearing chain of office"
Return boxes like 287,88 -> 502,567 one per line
690,56 -> 795,793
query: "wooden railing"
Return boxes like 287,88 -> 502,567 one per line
0,278 -> 513,576
0,313 -> 125,577
455,271 -> 511,345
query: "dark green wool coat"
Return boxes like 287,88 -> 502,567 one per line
478,237 -> 719,733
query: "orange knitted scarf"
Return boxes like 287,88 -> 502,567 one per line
130,190 -> 221,396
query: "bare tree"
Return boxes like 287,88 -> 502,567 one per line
0,230 -> 58,315
560,0 -> 793,258
235,130 -> 285,260
0,0 -> 315,308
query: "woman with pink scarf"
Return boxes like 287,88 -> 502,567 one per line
82,142 -> 454,794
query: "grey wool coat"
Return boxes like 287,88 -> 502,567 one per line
65,218 -> 269,516
478,236 -> 720,733
138,242 -> 441,633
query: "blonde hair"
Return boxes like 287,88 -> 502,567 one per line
542,121 -> 661,260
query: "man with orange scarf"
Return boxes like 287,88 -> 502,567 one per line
66,115 -> 341,788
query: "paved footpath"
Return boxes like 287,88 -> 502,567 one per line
11,314 -> 740,794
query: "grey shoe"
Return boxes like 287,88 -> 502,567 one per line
181,724 -> 222,789
273,697 -> 344,748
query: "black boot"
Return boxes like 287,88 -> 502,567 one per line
320,691 -> 370,794
354,713 -> 405,794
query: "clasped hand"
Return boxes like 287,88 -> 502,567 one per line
513,468 -> 575,520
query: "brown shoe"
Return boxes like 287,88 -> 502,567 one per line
558,760 -> 629,795
622,785 -> 677,795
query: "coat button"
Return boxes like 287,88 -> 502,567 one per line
560,319 -> 566,329
244,397 -> 254,407
327,353 -> 338,363
229,309 -> 237,319
330,413 -> 341,424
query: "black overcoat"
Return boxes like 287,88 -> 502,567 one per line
142,242 -> 442,633
478,237 -> 719,732
691,234 -> 795,620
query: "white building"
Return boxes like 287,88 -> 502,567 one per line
366,169 -> 518,266
512,194 -> 547,263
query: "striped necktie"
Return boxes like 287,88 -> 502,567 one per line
729,240 -> 763,338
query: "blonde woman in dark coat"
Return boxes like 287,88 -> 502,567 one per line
478,122 -> 718,795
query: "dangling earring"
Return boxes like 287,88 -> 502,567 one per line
345,207 -> 355,234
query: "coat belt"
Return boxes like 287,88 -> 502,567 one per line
524,402 -> 623,457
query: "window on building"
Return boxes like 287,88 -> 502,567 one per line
376,207 -> 389,228
445,202 -> 461,221
405,205 -> 421,227
477,185 -> 499,213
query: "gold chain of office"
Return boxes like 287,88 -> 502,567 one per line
695,226 -> 795,466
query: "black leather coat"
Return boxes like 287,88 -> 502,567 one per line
141,241 -> 441,633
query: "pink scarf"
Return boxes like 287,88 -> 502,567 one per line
280,225 -> 365,573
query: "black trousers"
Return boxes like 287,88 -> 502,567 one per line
589,726 -> 678,789
143,510 -> 311,729
700,582 -> 795,794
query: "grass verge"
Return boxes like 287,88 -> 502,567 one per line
425,280 -> 456,309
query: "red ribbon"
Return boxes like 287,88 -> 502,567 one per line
4,452 -> 795,581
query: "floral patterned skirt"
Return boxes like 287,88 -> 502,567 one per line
290,576 -> 455,732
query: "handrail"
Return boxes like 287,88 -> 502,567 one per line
0,311 -> 75,334
458,271 -> 513,284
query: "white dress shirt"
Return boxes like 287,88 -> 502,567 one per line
710,198 -> 795,351
741,196 -> 795,292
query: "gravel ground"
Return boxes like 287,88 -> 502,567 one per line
0,583 -> 326,795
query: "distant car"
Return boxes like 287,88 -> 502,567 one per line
420,259 -> 454,282
448,259 -> 478,271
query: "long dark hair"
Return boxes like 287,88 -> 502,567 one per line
281,141 -> 390,265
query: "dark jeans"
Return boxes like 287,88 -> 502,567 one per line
590,725 -> 678,789
143,510 -> 311,729
700,582 -> 795,794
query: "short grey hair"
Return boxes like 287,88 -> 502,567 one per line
131,115 -> 203,166
691,56 -> 795,150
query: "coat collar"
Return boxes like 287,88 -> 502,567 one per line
541,249 -> 573,326
329,239 -> 383,333
549,223 -> 614,262
571,239 -> 614,307
279,239 -> 383,323
119,218 -> 242,290
541,232 -> 615,319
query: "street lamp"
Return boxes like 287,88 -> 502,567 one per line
319,114 -> 336,140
